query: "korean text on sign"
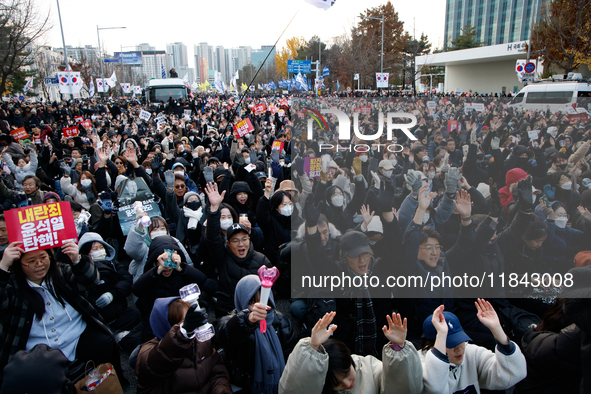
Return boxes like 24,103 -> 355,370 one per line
304,157 -> 322,178
234,118 -> 255,138
5,202 -> 78,253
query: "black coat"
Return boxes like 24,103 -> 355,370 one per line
518,325 -> 582,394
205,208 -> 270,314
256,196 -> 291,266
87,258 -> 133,324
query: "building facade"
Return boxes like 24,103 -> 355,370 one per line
444,0 -> 545,49
166,42 -> 188,69
139,50 -> 169,83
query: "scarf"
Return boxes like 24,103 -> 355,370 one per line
341,263 -> 377,357
81,184 -> 96,205
235,275 -> 285,394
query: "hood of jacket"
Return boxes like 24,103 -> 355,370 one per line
505,167 -> 528,187
78,232 -> 116,261
234,274 -> 276,311
146,235 -> 184,270
149,296 -> 180,340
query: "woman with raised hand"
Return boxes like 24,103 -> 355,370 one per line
279,311 -> 423,394
421,300 -> 527,394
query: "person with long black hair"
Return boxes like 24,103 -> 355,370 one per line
0,240 -> 122,386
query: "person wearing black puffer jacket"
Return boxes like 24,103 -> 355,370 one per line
215,275 -> 295,394
133,234 -> 216,341
518,298 -> 582,394
204,182 -> 270,317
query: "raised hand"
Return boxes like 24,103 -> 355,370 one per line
475,298 -> 508,344
360,204 -> 375,229
248,302 -> 270,324
204,182 -> 226,209
164,170 -> 175,188
418,182 -> 437,211
97,147 -> 109,164
431,305 -> 448,335
453,189 -> 472,219
310,311 -> 337,351
382,313 -> 407,346
0,242 -> 25,271
517,176 -> 534,213
61,240 -> 80,264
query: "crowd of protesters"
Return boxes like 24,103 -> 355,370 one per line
0,90 -> 589,393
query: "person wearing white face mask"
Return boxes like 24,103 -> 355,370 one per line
60,170 -> 98,209
538,200 -> 591,274
256,178 -> 300,277
78,232 -> 141,346
125,215 -> 193,284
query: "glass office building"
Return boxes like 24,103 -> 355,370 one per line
444,0 -> 545,49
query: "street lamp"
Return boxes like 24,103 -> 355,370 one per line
310,38 -> 322,91
96,25 -> 126,95
358,15 -> 384,73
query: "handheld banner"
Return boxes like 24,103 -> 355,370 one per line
234,118 -> 255,138
5,202 -> 78,253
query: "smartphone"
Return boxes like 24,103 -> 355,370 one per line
540,195 -> 550,206
560,140 -> 566,147
96,141 -> 103,149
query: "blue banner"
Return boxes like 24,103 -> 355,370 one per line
114,51 -> 143,65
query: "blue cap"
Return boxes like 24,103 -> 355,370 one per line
422,311 -> 472,349
255,171 -> 267,180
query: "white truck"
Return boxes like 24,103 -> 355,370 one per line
145,78 -> 188,103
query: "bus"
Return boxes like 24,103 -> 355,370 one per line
145,78 -> 188,104
508,80 -> 591,113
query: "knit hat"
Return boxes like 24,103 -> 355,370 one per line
366,216 -> 383,234
73,158 -> 83,167
476,183 -> 491,199
42,191 -> 61,203
505,168 -> 528,187
183,191 -> 198,206
114,175 -> 128,192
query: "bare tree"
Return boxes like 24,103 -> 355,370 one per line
0,0 -> 51,96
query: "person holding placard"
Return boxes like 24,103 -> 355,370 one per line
0,240 -> 124,387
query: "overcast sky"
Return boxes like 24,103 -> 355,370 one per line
38,0 -> 446,61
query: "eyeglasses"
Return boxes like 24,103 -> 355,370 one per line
174,184 -> 186,189
229,236 -> 250,245
420,245 -> 442,253
114,161 -> 123,165
22,254 -> 50,268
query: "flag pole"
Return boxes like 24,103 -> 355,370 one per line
229,3 -> 303,123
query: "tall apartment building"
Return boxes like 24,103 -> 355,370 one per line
443,0 -> 545,49
54,45 -> 99,62
251,45 -> 276,68
166,42 -> 188,69
139,50 -> 168,82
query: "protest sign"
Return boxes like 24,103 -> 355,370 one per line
184,109 -> 192,117
63,126 -> 79,138
79,120 -> 92,129
254,104 -> 266,115
528,130 -> 540,140
74,116 -> 84,123
354,106 -> 372,114
426,101 -> 436,109
10,127 -> 28,141
118,199 -> 161,236
234,118 -> 255,138
139,110 -> 151,121
447,120 -> 458,133
5,202 -> 77,253
272,141 -> 284,152
304,157 -> 322,178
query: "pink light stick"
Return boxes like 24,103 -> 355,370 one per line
257,265 -> 280,333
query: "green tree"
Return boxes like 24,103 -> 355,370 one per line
402,33 -> 431,91
0,0 -> 50,96
352,1 -> 407,88
448,25 -> 483,51
532,0 -> 591,73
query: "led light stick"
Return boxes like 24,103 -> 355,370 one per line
257,265 -> 280,333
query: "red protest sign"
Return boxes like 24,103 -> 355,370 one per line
63,126 -> 79,138
272,141 -> 284,152
10,127 -> 28,141
280,100 -> 289,108
79,120 -> 92,129
269,105 -> 277,115
234,118 -> 255,138
569,113 -> 589,124
74,116 -> 84,123
5,202 -> 78,253
447,120 -> 458,133
254,104 -> 266,116
354,106 -> 371,114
